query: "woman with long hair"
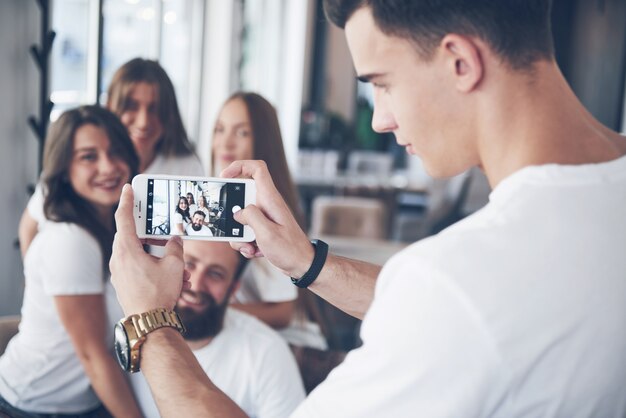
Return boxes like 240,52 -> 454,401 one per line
212,92 -> 327,349
19,58 -> 204,255
172,196 -> 192,235
0,106 -> 142,417
196,195 -> 210,222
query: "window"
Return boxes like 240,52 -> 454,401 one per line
50,0 -> 204,141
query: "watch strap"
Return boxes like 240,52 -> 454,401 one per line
291,239 -> 329,288
121,308 -> 185,373
129,308 -> 186,338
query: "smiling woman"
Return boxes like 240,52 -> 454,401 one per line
19,58 -> 205,258
0,106 -> 144,417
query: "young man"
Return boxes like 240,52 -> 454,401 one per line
110,0 -> 626,416
185,211 -> 213,236
129,240 -> 304,418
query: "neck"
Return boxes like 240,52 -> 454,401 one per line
140,149 -> 157,173
94,205 -> 114,230
185,336 -> 214,351
475,60 -> 626,188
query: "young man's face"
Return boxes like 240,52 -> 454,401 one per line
176,241 -> 241,339
345,7 -> 478,177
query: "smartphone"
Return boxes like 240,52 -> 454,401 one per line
131,174 -> 256,242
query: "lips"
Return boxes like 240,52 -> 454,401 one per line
179,290 -> 209,309
129,131 -> 156,142
93,176 -> 123,192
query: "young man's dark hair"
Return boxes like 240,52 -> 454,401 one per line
323,0 -> 554,69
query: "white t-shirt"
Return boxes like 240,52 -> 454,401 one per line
234,259 -> 327,350
144,152 -> 205,177
293,156 -> 626,418
130,309 -> 305,418
0,223 -> 123,414
170,212 -> 190,235
185,223 -> 213,236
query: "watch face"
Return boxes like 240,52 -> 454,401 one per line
114,322 -> 131,371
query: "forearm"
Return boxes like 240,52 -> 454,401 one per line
230,301 -> 294,329
141,327 -> 247,418
307,254 -> 381,319
81,351 -> 143,418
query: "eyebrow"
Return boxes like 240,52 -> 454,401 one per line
74,147 -> 98,153
357,73 -> 384,83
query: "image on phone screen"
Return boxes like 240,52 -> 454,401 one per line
144,178 -> 246,238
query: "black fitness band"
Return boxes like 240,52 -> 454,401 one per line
291,239 -> 329,288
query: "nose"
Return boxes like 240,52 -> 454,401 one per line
135,107 -> 150,129
98,153 -> 118,174
370,93 -> 397,133
189,270 -> 211,294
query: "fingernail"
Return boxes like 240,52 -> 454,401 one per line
171,236 -> 183,245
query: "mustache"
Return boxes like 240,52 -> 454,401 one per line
180,289 -> 214,306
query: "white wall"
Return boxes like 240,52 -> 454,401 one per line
197,0 -> 314,173
0,1 -> 39,315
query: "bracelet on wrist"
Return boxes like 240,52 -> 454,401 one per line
290,239 -> 329,288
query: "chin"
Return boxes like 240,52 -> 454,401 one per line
423,161 -> 471,179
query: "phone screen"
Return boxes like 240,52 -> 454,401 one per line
145,178 -> 246,238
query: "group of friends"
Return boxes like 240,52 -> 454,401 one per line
2,0 -> 626,417
0,55 -> 322,417
172,193 -> 217,237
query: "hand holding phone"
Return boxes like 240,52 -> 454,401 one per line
131,174 -> 256,242
221,160 -> 316,279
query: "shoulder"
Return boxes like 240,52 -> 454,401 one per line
28,223 -> 104,294
224,309 -> 288,348
148,153 -> 205,176
37,222 -> 99,252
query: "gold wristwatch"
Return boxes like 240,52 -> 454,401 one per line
114,308 -> 186,373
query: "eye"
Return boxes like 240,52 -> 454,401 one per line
207,269 -> 226,281
373,82 -> 388,92
78,152 -> 97,162
236,128 -> 250,138
214,125 -> 224,135
184,261 -> 195,270
125,100 -> 139,112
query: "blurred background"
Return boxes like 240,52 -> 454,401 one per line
1,0 -> 625,316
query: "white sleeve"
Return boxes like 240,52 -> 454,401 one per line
27,183 -> 46,224
39,223 -> 104,296
254,337 -> 305,418
291,256 -> 506,418
234,258 -> 297,304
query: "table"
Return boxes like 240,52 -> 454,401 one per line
319,235 -> 409,266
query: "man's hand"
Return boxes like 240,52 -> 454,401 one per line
110,184 -> 190,316
221,160 -> 315,279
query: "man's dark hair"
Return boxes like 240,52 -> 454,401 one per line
233,253 -> 249,283
323,0 -> 554,70
193,210 -> 206,219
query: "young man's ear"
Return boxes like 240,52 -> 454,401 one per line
441,34 -> 484,93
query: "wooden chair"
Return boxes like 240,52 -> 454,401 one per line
309,196 -> 387,240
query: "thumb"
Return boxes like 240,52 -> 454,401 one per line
235,204 -> 274,240
163,235 -> 184,262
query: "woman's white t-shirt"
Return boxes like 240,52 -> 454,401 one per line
234,258 -> 327,350
0,223 -> 123,414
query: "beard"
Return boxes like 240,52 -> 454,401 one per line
175,291 -> 227,340
191,223 -> 203,231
